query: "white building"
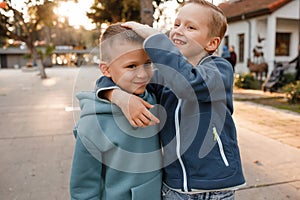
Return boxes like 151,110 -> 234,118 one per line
219,0 -> 299,75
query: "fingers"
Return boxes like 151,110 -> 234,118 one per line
143,109 -> 160,124
142,100 -> 154,109
119,94 -> 160,128
129,110 -> 160,128
132,114 -> 151,128
141,101 -> 160,124
121,22 -> 156,39
121,22 -> 132,29
121,21 -> 141,30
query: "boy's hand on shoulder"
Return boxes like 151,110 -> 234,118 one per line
112,90 -> 160,127
126,95 -> 160,128
122,21 -> 160,39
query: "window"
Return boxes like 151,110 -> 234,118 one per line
275,33 -> 290,56
238,34 -> 244,62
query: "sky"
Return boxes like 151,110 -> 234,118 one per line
54,0 -> 95,30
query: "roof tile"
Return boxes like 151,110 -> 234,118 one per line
219,0 -> 292,22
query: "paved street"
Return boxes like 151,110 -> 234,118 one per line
0,67 -> 299,200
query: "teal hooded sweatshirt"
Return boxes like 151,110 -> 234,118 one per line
70,91 -> 162,200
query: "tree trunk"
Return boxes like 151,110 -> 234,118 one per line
37,59 -> 47,79
140,0 -> 153,26
31,47 -> 47,79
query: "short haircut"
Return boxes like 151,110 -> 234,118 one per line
185,0 -> 227,39
99,23 -> 144,63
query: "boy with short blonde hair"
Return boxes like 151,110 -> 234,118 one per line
70,23 -> 162,200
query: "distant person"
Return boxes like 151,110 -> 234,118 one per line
70,23 -> 162,200
221,45 -> 232,66
229,45 -> 237,72
289,45 -> 300,80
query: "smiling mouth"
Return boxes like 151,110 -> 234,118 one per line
134,82 -> 148,86
173,39 -> 186,45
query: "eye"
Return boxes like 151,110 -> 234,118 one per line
173,22 -> 180,28
127,64 -> 137,69
187,25 -> 196,30
144,61 -> 153,68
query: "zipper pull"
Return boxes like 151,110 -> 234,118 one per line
213,127 -> 218,141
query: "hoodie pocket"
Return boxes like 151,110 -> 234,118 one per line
131,172 -> 162,200
213,127 -> 229,167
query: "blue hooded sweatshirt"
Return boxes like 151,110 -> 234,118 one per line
70,91 -> 162,200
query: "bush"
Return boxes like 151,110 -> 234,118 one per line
278,73 -> 296,87
282,81 -> 300,104
234,73 -> 260,89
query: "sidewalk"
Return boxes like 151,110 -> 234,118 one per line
233,101 -> 300,199
232,88 -> 300,199
0,67 -> 299,199
233,88 -> 300,149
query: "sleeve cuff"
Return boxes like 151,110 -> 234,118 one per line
96,86 -> 120,102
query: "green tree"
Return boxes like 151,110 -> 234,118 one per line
0,0 -> 57,78
87,0 -> 182,28
87,0 -> 140,26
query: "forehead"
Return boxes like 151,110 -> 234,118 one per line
106,39 -> 142,59
108,43 -> 148,66
177,3 -> 210,24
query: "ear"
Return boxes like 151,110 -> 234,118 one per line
205,37 -> 221,53
99,62 -> 111,78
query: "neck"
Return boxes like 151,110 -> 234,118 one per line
188,51 -> 208,66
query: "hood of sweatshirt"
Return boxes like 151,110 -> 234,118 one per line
74,90 -> 161,173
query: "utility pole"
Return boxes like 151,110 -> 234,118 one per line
140,0 -> 154,26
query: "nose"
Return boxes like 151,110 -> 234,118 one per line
136,65 -> 150,79
173,25 -> 184,35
